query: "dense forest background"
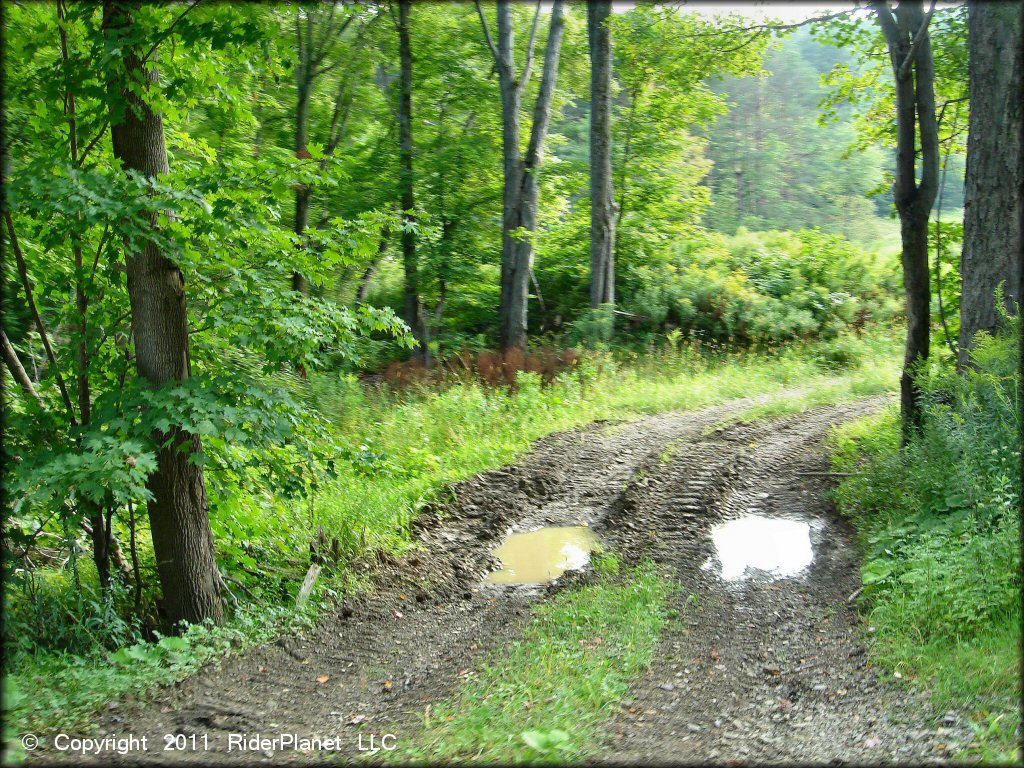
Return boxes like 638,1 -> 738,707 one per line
350,25 -> 917,355
2,1 -> 1020,762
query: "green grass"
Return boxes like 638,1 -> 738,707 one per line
394,555 -> 673,763
1,599 -> 326,765
703,363 -> 896,434
829,389 -> 1021,763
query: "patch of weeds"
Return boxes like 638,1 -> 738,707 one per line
828,324 -> 1021,763
395,558 -> 671,763
658,440 -> 681,464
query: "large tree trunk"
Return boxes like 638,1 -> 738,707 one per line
873,0 -> 939,440
102,1 -> 223,628
1018,11 -> 1024,537
588,0 -> 615,309
482,0 -> 565,352
397,0 -> 429,363
1018,10 -> 1024,558
959,0 -> 1024,368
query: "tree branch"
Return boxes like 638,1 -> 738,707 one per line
1,328 -> 47,411
88,224 -> 111,284
908,1 -> 939,207
871,1 -> 902,63
141,0 -> 202,64
933,103 -> 959,358
295,10 -> 305,81
475,0 -> 504,72
898,0 -> 937,82
312,11 -> 354,75
4,211 -> 78,425
78,122 -> 108,167
519,0 -> 542,88
523,0 -> 565,172
56,0 -> 79,164
670,6 -> 861,39
313,1 -> 339,62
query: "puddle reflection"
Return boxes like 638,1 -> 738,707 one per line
707,515 -> 813,580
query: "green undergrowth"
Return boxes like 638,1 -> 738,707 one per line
395,555 -> 673,763
829,325 -> 1021,764
4,330 -> 899,744
2,593 -> 331,764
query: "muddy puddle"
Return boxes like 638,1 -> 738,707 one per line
485,526 -> 599,584
704,515 -> 813,581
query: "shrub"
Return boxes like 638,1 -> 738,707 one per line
619,228 -> 899,344
830,318 -> 1020,754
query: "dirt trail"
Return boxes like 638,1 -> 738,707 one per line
34,390 -> 967,765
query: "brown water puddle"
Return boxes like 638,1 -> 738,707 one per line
485,526 -> 599,584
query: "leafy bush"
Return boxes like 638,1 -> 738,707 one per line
830,320 -> 1020,757
619,228 -> 899,344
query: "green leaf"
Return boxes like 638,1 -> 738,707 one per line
861,559 -> 893,585
158,636 -> 191,653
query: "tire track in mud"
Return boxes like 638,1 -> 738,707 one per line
32,390 -> 960,765
595,399 -> 968,764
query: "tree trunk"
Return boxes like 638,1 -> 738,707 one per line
588,0 -> 615,309
483,0 -> 565,352
493,2 -> 525,352
58,0 -> 115,597
102,0 -> 223,628
398,0 -> 429,363
873,0 -> 939,440
356,232 -> 390,304
293,66 -> 312,295
1018,14 -> 1024,539
959,0 -> 1024,368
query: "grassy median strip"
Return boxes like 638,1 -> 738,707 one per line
397,555 -> 672,763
